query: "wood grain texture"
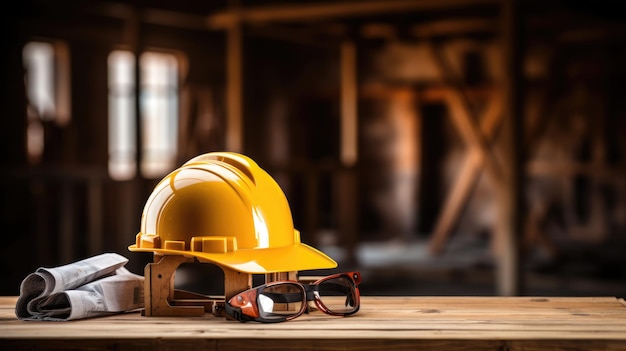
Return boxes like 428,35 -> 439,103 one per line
1,296 -> 625,350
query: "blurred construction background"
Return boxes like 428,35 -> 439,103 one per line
1,0 -> 625,298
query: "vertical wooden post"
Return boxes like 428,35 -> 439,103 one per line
87,180 -> 103,255
304,170 -> 320,248
265,271 -> 298,283
340,41 -> 357,167
223,267 -> 252,300
339,40 -> 359,265
59,182 -> 75,263
497,0 -> 524,296
226,17 -> 243,152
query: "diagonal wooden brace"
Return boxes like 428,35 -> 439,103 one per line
425,41 -> 505,255
429,91 -> 503,254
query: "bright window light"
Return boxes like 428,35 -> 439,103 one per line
23,42 -> 56,120
108,50 -> 137,181
107,50 -> 179,180
139,52 -> 179,179
23,40 -> 71,163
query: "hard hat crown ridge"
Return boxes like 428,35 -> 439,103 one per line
129,152 -> 338,273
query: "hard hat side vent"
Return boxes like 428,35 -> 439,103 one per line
183,152 -> 256,185
216,154 -> 256,185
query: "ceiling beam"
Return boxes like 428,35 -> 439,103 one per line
206,0 -> 500,29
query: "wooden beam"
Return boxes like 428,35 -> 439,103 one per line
444,90 -> 504,182
429,92 -> 502,254
73,0 -> 501,34
410,18 -> 497,38
340,41 -> 358,166
360,84 -> 497,102
339,40 -> 359,265
206,0 -> 499,29
426,42 -> 504,183
87,180 -> 103,256
495,0 -> 523,296
59,183 -> 75,264
226,22 -> 243,152
527,161 -> 625,180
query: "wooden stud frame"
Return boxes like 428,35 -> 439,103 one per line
144,255 -> 254,317
144,255 -> 207,317
143,254 -> 298,317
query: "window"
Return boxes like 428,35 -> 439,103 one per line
24,42 -> 55,120
108,50 -> 181,180
108,50 -> 137,180
139,52 -> 179,179
22,40 -> 71,163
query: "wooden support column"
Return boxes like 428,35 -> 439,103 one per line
87,180 -> 103,255
340,41 -> 357,167
59,182 -> 75,263
265,271 -> 298,283
226,18 -> 243,152
496,0 -> 524,296
304,169 -> 320,248
223,267 -> 252,302
339,40 -> 358,265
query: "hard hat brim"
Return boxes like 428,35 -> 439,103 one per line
128,243 -> 338,273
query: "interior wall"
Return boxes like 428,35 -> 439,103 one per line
1,0 -> 625,297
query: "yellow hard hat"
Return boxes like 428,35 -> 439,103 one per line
129,152 -> 337,273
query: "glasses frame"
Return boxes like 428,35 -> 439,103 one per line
224,271 -> 362,323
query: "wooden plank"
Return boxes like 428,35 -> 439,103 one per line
2,296 -> 626,351
4,339 -> 626,351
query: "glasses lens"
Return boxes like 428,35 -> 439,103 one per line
258,283 -> 305,321
317,276 -> 358,314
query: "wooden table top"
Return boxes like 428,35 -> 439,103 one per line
1,295 -> 625,350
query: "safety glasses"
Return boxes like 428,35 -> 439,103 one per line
224,272 -> 361,323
